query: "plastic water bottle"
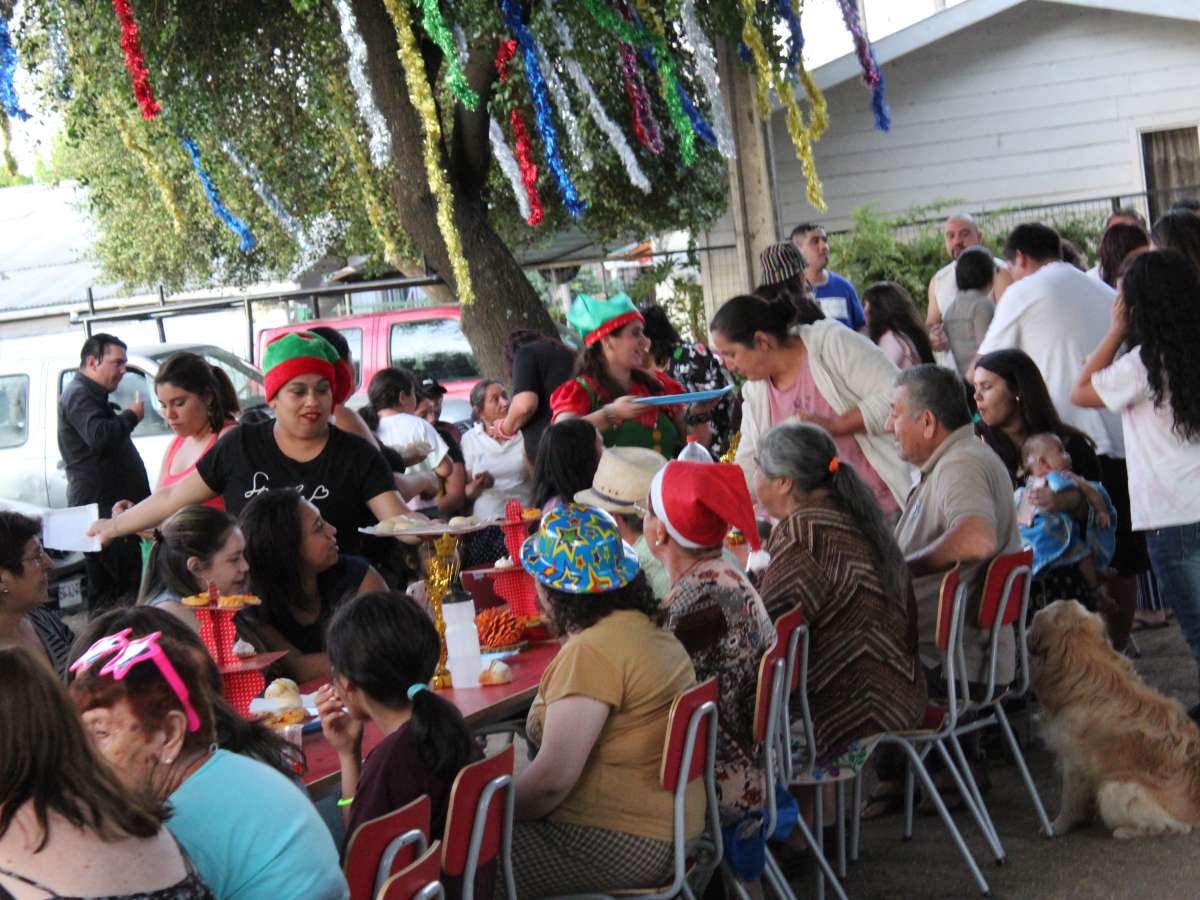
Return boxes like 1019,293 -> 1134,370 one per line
677,435 -> 714,462
443,595 -> 483,689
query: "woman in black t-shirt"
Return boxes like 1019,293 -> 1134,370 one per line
239,490 -> 386,682
91,332 -> 417,557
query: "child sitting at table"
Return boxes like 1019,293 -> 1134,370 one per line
315,590 -> 491,898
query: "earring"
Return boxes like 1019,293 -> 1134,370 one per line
162,755 -> 174,766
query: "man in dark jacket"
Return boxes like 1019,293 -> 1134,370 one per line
58,333 -> 150,613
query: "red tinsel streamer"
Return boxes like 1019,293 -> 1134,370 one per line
112,0 -> 160,119
509,108 -> 543,226
617,41 -> 661,154
495,37 -> 517,83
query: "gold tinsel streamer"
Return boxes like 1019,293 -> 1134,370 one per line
634,0 -> 666,36
737,0 -> 826,210
791,0 -> 828,141
382,0 -> 475,304
0,111 -> 16,175
112,115 -> 186,234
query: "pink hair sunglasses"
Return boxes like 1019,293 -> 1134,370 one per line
70,628 -> 202,732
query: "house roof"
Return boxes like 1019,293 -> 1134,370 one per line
813,0 -> 1200,90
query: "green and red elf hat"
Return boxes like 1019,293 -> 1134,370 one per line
262,331 -> 342,403
568,293 -> 644,346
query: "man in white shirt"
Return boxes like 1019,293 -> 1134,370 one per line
927,215 -> 1012,364
975,222 -> 1124,460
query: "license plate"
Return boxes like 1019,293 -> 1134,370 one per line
57,577 -> 83,609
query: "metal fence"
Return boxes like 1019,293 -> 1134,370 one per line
888,184 -> 1200,244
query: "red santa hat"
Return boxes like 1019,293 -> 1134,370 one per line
648,461 -> 770,570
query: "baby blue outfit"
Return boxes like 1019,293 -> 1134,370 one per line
1016,472 -> 1117,576
168,749 -> 348,900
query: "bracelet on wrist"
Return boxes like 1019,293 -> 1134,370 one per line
336,795 -> 354,808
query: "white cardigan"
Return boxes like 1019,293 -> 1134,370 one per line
736,320 -> 915,504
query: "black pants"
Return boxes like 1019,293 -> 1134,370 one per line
84,535 -> 143,614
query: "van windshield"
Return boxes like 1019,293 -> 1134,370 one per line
389,318 -> 480,383
152,347 -> 267,409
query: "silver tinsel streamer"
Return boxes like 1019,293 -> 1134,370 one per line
534,44 -> 592,172
222,140 -> 344,276
334,0 -> 391,167
489,117 -> 532,222
546,5 -> 650,194
679,0 -> 735,159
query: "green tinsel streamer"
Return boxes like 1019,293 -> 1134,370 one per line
415,0 -> 479,110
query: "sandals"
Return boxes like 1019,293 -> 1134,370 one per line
860,784 -> 906,820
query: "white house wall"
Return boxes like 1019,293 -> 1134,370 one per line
773,0 -> 1200,231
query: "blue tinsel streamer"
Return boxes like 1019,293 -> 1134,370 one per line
775,0 -> 804,77
0,16 -> 30,121
499,0 -> 586,218
869,48 -> 892,132
638,46 -> 716,149
180,135 -> 257,252
737,41 -> 752,64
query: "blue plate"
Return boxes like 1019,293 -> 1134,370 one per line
632,386 -> 733,407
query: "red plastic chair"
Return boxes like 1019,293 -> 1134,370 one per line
441,744 -> 516,900
378,841 -> 444,900
551,678 -> 723,899
344,795 -> 431,900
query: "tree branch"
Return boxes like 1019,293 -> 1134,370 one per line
450,39 -> 499,201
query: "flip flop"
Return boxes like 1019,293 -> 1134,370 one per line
1131,617 -> 1171,631
860,785 -> 907,820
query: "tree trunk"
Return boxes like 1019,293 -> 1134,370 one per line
351,0 -> 557,379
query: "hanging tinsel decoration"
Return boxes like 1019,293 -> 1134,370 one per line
489,118 -> 532,223
415,0 -> 478,110
382,0 -> 475,303
619,41 -> 661,155
545,5 -> 650,194
509,110 -> 544,226
776,0 -> 803,74
222,140 -> 342,275
776,0 -> 828,141
737,0 -> 825,210
679,0 -> 735,158
499,0 -> 586,218
581,0 -> 694,165
534,43 -> 591,171
180,135 -> 257,252
0,14 -> 30,122
113,115 -> 185,234
111,0 -> 161,119
836,0 -> 891,131
333,0 -> 392,167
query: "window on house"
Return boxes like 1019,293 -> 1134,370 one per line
1142,126 -> 1200,223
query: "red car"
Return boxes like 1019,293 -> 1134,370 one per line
257,306 -> 482,421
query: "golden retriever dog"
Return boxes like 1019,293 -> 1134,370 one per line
1029,599 -> 1200,839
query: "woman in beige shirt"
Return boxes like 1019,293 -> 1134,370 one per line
512,504 -> 702,897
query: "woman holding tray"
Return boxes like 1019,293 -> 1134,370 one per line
550,294 -> 686,458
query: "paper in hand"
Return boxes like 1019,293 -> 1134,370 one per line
42,503 -> 102,552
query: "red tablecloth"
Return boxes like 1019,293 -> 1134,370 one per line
301,641 -> 559,797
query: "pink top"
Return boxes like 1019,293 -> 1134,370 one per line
161,432 -> 225,510
877,331 -> 922,370
766,356 -> 899,514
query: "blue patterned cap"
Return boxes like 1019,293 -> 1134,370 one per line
520,504 -> 640,593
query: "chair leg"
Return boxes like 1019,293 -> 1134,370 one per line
850,772 -> 862,863
790,815 -> 848,900
720,863 -> 755,900
762,849 -> 797,900
834,781 -> 847,878
996,705 -> 1055,838
813,792 -> 825,900
935,739 -> 1006,865
888,739 -> 991,896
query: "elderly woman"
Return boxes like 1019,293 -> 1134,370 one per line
710,293 -> 910,520
69,626 -> 347,899
239,490 -> 386,682
754,423 -> 925,816
643,461 -> 774,881
0,647 -> 213,899
510,505 -> 702,896
92,331 -> 415,556
551,294 -> 685,458
461,379 -> 532,520
0,511 -> 74,674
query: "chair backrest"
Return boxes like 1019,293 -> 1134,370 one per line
978,547 -> 1034,700
935,564 -> 971,723
935,564 -> 962,654
378,841 -> 445,900
660,677 -> 719,792
441,744 -> 514,896
344,795 -> 431,900
774,606 -> 804,694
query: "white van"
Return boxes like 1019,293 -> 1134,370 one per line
0,343 -> 267,608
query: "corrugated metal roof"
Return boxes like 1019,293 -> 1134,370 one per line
0,183 -> 129,312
